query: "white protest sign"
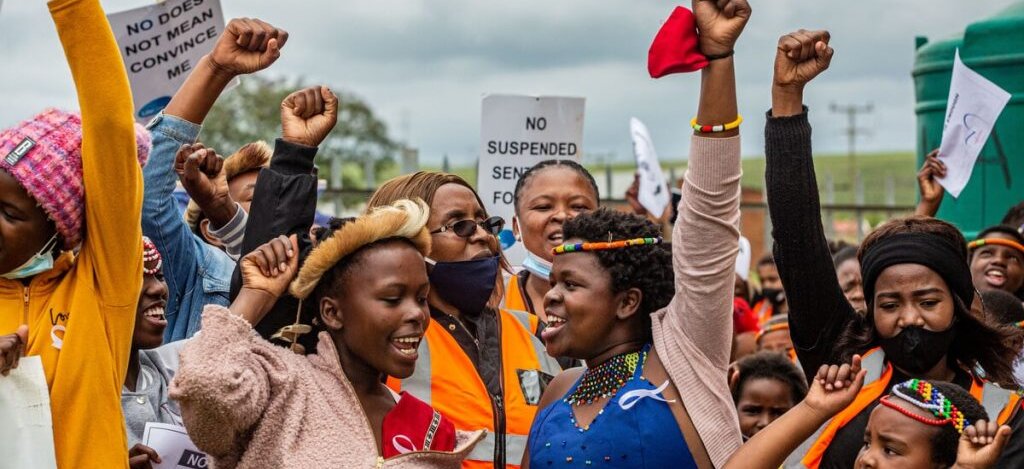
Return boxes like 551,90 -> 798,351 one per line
937,50 -> 1011,198
629,118 -> 670,218
107,0 -> 232,124
477,94 -> 585,265
0,356 -> 57,469
143,422 -> 208,469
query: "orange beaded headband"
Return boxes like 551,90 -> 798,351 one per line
968,238 -> 1024,254
552,237 -> 663,255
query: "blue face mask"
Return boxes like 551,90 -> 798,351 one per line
2,234 -> 58,280
426,255 -> 500,315
522,249 -> 552,281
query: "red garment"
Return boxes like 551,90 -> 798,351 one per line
733,297 -> 758,334
648,6 -> 708,78
382,391 -> 457,458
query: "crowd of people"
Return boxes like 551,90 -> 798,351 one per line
2,0 -> 1024,468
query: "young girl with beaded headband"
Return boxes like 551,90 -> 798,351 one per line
171,200 -> 483,468
720,359 -> 1011,469
524,1 -> 751,466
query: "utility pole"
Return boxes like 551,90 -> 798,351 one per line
829,102 -> 873,191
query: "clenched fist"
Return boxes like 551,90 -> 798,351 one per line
209,18 -> 289,76
240,235 -> 299,299
693,0 -> 752,56
281,86 -> 339,148
774,29 -> 834,90
174,143 -> 230,211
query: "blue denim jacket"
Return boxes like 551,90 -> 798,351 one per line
143,113 -> 233,342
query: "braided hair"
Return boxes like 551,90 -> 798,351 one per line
887,380 -> 988,467
512,159 -> 600,215
560,208 -> 673,322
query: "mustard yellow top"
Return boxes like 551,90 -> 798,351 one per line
0,0 -> 142,467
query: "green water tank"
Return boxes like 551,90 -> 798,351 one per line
913,2 -> 1024,236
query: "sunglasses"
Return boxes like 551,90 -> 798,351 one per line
430,216 -> 505,238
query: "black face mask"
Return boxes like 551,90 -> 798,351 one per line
761,288 -> 786,306
427,255 -> 500,315
878,325 -> 956,376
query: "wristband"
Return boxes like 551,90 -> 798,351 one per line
691,115 -> 743,133
704,49 -> 735,61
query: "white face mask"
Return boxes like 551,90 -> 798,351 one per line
514,216 -> 555,281
2,234 -> 58,279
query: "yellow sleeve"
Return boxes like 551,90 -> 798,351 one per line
50,0 -> 143,308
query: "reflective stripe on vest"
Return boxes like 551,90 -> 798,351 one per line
388,309 -> 561,467
971,380 -> 1022,423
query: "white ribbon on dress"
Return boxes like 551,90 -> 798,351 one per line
618,380 -> 676,410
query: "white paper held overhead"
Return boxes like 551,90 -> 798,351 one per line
936,50 -> 1011,198
629,117 -> 670,218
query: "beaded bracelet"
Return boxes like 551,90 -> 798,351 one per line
884,379 -> 969,434
553,237 -> 663,255
690,114 -> 743,133
968,237 -> 1024,254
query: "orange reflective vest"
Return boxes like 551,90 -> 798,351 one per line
754,299 -> 775,327
502,274 -> 529,312
388,309 -> 561,468
784,348 -> 1022,469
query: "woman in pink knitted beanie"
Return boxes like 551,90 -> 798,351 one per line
0,0 -> 155,467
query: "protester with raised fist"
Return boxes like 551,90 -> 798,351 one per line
524,0 -> 750,466
0,0 -> 152,466
172,204 -> 483,468
226,85 -> 339,352
142,17 -> 287,341
764,29 -> 1024,467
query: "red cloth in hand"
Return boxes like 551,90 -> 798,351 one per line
382,391 -> 457,458
648,6 -> 708,78
733,297 -> 758,334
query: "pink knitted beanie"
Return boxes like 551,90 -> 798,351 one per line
0,108 -> 151,249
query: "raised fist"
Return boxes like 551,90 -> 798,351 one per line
693,0 -> 752,56
774,30 -> 834,89
240,235 -> 299,298
281,86 -> 339,147
208,18 -> 289,76
174,143 -> 229,210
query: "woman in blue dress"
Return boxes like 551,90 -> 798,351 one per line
523,1 -> 751,467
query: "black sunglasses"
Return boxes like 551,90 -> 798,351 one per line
430,216 -> 505,238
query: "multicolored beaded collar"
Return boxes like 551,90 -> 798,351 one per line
880,379 -> 970,434
553,237 -> 663,256
565,348 -> 646,407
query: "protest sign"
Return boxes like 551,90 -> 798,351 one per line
107,0 -> 233,124
0,356 -> 57,469
143,422 -> 208,469
937,50 -> 1011,198
629,117 -> 670,218
477,94 -> 585,265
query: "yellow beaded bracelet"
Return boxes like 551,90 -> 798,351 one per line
690,114 -> 743,133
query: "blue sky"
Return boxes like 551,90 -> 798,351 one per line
1,0 -> 1018,164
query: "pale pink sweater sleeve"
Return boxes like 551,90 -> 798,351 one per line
665,135 -> 741,369
170,305 -> 290,459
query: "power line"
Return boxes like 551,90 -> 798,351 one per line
829,102 -> 873,190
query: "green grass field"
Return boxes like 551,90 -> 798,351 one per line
414,151 -> 919,206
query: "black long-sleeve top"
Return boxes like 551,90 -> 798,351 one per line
764,109 -> 1024,468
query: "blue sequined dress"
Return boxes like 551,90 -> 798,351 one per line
527,345 -> 697,468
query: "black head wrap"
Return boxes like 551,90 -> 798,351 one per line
861,232 -> 974,307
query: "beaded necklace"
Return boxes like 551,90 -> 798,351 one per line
565,348 -> 646,406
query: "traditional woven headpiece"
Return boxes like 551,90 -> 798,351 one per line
553,237 -> 663,255
881,379 -> 971,434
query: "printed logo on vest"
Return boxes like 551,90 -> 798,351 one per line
4,137 -> 36,166
177,449 -> 208,468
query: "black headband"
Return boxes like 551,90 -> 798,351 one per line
861,232 -> 974,307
